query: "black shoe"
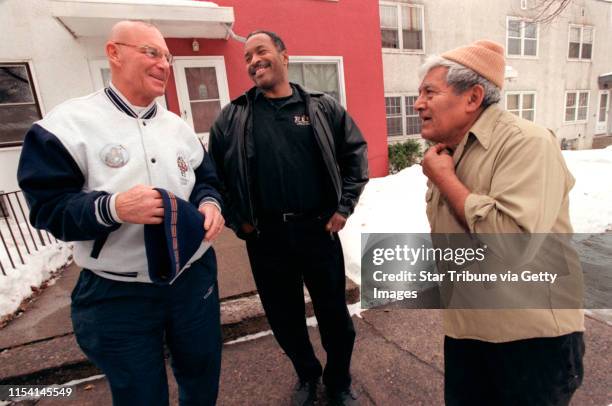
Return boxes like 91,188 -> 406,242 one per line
326,387 -> 358,406
291,378 -> 319,406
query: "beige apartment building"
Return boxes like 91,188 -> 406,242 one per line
380,0 -> 612,149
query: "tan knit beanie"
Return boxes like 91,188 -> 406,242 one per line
441,40 -> 505,89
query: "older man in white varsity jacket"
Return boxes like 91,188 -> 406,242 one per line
17,21 -> 224,406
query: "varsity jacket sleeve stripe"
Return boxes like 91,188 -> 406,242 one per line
189,143 -> 224,211
17,123 -> 121,241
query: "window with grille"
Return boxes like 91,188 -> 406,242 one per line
0,63 -> 42,148
385,94 -> 421,138
568,25 -> 593,60
385,96 -> 403,136
380,3 -> 424,51
405,95 -> 421,135
506,17 -> 538,57
505,92 -> 536,121
564,91 -> 589,123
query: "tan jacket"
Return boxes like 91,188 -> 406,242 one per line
426,105 -> 585,342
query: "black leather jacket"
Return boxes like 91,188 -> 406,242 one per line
208,83 -> 368,238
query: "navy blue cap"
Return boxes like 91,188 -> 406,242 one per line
144,188 -> 210,285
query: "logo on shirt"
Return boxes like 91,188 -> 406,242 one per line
100,144 -> 129,168
177,154 -> 190,185
294,115 -> 311,126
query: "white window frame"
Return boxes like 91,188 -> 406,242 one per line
0,61 -> 45,148
385,95 -> 403,138
506,16 -> 539,59
563,90 -> 590,124
567,24 -> 594,62
385,93 -> 421,141
288,56 -> 346,107
505,91 -> 537,122
380,2 -> 425,54
596,90 -> 609,134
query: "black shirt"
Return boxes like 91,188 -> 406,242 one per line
252,85 -> 333,215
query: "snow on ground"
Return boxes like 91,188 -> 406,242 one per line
0,218 -> 72,318
340,147 -> 612,284
564,147 -> 612,233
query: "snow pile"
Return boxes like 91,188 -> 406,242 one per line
0,242 -> 72,318
341,148 -> 612,283
564,148 -> 612,233
339,165 -> 430,283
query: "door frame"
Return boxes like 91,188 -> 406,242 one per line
173,56 -> 230,145
596,90 -> 610,134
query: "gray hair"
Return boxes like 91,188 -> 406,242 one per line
418,55 -> 501,108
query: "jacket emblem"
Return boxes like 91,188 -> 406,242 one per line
177,154 -> 190,184
294,115 -> 311,126
100,144 -> 129,168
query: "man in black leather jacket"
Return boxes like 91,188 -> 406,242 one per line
208,30 -> 368,406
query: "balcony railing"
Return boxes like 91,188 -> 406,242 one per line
0,190 -> 58,274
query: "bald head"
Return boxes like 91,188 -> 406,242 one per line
108,20 -> 162,43
105,20 -> 170,106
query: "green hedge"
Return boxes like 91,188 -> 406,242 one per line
388,139 -> 422,174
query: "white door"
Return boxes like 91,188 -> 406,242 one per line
173,57 -> 230,147
596,91 -> 609,134
88,59 -> 168,108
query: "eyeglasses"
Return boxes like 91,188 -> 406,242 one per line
113,42 -> 174,65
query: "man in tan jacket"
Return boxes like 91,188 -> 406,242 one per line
417,40 -> 585,405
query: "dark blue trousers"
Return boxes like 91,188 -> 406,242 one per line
71,250 -> 221,406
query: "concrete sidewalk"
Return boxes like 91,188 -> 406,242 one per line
12,311 -> 612,405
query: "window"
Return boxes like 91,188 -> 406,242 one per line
506,17 -> 538,57
564,91 -> 589,123
568,25 -> 593,60
380,3 -> 424,51
385,97 -> 402,136
385,94 -> 421,138
288,57 -> 345,105
0,63 -> 42,147
505,92 -> 536,121
404,95 -> 421,135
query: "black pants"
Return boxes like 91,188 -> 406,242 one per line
245,218 -> 355,391
445,332 -> 585,406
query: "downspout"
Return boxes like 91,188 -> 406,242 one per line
223,23 -> 246,43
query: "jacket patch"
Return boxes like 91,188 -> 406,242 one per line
294,115 -> 311,126
177,154 -> 190,185
100,144 -> 129,168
